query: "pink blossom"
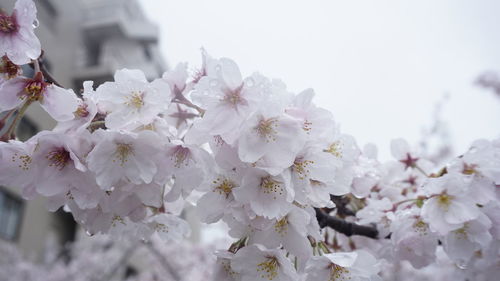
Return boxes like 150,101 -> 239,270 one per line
0,0 -> 41,65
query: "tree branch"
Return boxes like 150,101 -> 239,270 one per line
40,62 -> 63,87
330,195 -> 355,217
315,208 -> 379,239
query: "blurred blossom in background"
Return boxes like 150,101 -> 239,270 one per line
141,0 -> 500,159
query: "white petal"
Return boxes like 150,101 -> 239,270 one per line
40,85 -> 78,121
0,77 -> 25,111
220,58 -> 243,90
114,68 -> 147,83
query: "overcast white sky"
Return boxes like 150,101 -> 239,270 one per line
140,0 -> 500,159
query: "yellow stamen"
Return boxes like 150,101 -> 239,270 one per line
24,82 -> 44,101
113,143 -> 133,166
274,217 -> 288,236
125,91 -> 144,109
255,118 -> 278,142
111,215 -> 126,227
260,177 -> 283,199
212,177 -> 235,198
11,152 -> 31,171
154,223 -> 169,233
74,104 -> 89,118
437,194 -> 453,211
257,256 -> 279,280
325,141 -> 343,158
328,263 -> 350,281
413,220 -> 428,235
454,224 -> 469,240
293,158 -> 314,180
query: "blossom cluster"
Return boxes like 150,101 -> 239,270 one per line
345,138 -> 500,279
0,234 -> 218,281
0,1 -> 499,280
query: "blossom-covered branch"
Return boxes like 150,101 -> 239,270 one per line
1,1 -> 499,280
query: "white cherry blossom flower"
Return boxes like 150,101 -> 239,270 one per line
290,142 -> 349,207
231,244 -> 299,281
443,212 -> 493,266
146,213 -> 191,242
0,73 -> 78,121
0,139 -> 37,198
95,69 -> 172,130
305,250 -> 381,281
196,171 -> 241,223
286,88 -> 337,141
212,250 -> 241,281
391,138 -> 424,171
421,173 -> 481,235
390,209 -> 438,269
238,112 -> 306,174
233,168 -> 294,219
87,130 -> 163,189
162,140 -> 213,201
54,81 -> 98,133
0,0 -> 41,65
251,206 -> 313,264
191,59 -> 264,145
30,131 -> 87,196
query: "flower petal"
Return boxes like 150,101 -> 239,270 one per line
40,85 -> 78,121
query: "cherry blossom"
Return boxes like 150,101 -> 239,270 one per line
231,244 -> 299,281
0,72 -> 79,121
95,69 -> 172,130
1,4 -> 500,279
0,0 -> 41,65
305,250 -> 381,281
420,173 -> 481,235
87,130 -> 163,189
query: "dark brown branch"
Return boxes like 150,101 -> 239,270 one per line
40,62 -> 63,87
29,51 -> 64,87
315,208 -> 379,239
330,195 -> 355,217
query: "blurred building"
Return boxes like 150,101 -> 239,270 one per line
0,0 -> 167,267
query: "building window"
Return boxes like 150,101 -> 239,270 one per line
0,188 -> 24,241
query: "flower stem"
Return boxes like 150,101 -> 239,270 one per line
172,92 -> 205,115
3,100 -> 32,141
414,164 -> 429,177
319,241 -> 331,254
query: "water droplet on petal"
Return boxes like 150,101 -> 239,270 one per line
455,259 -> 468,269
85,230 -> 94,237
32,19 -> 39,28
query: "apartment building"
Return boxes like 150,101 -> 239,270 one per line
0,0 -> 167,262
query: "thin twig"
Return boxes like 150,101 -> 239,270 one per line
40,62 -> 63,87
172,85 -> 205,115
